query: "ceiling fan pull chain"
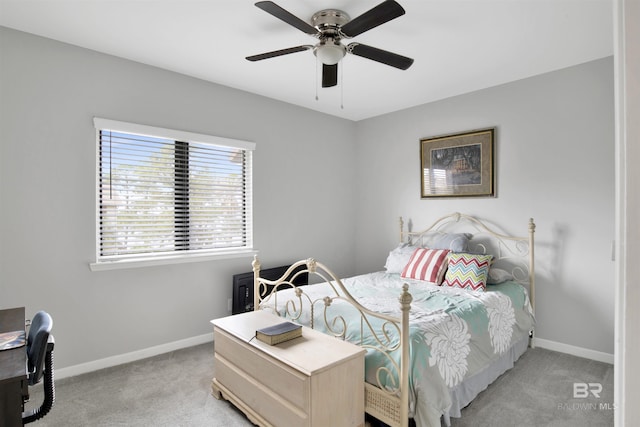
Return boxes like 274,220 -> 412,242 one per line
315,56 -> 319,101
340,61 -> 344,109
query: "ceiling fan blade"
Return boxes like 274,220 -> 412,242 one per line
340,0 -> 406,38
255,1 -> 318,35
348,43 -> 413,70
246,45 -> 313,62
322,64 -> 338,88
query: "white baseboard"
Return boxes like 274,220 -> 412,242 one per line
533,337 -> 614,364
56,333 -> 214,380
55,333 -> 613,380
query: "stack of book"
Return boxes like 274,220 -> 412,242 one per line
255,321 -> 302,345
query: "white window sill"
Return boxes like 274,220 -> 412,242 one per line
89,249 -> 257,272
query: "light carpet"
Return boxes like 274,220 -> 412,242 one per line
24,343 -> 614,427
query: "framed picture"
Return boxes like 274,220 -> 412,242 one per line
420,128 -> 495,198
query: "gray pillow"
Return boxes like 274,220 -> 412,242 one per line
431,233 -> 472,252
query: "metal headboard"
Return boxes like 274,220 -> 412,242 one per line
400,212 -> 536,314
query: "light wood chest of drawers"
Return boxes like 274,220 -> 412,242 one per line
211,310 -> 365,427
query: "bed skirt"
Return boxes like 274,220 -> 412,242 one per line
443,334 -> 530,426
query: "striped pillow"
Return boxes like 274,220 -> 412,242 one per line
443,253 -> 494,291
400,248 -> 450,284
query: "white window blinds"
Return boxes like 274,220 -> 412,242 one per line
94,118 -> 254,264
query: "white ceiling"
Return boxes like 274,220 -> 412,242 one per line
0,0 -> 613,121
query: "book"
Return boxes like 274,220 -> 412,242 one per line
0,330 -> 26,351
255,321 -> 302,345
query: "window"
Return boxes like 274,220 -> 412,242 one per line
91,118 -> 254,270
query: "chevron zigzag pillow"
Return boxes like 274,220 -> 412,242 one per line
443,253 -> 494,291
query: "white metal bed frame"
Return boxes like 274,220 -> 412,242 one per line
252,212 -> 536,427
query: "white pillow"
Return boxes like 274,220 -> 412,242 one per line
384,243 -> 416,274
487,268 -> 513,285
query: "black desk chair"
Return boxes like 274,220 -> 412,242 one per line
22,311 -> 55,424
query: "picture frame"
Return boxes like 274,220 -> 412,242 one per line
420,128 -> 495,198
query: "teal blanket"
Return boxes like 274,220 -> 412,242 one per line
265,271 -> 535,427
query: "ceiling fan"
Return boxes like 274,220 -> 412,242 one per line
246,0 -> 414,88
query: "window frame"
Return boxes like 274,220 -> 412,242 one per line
90,118 -> 256,271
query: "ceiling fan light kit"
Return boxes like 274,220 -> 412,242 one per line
248,0 -> 413,88
314,40 -> 346,65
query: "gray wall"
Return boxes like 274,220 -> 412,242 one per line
0,27 -> 357,368
353,57 -> 615,355
1,25 -> 615,369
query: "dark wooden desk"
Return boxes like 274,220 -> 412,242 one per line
0,307 -> 27,427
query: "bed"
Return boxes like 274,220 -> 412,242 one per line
252,213 -> 536,427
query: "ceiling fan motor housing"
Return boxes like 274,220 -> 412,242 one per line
311,9 -> 350,34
